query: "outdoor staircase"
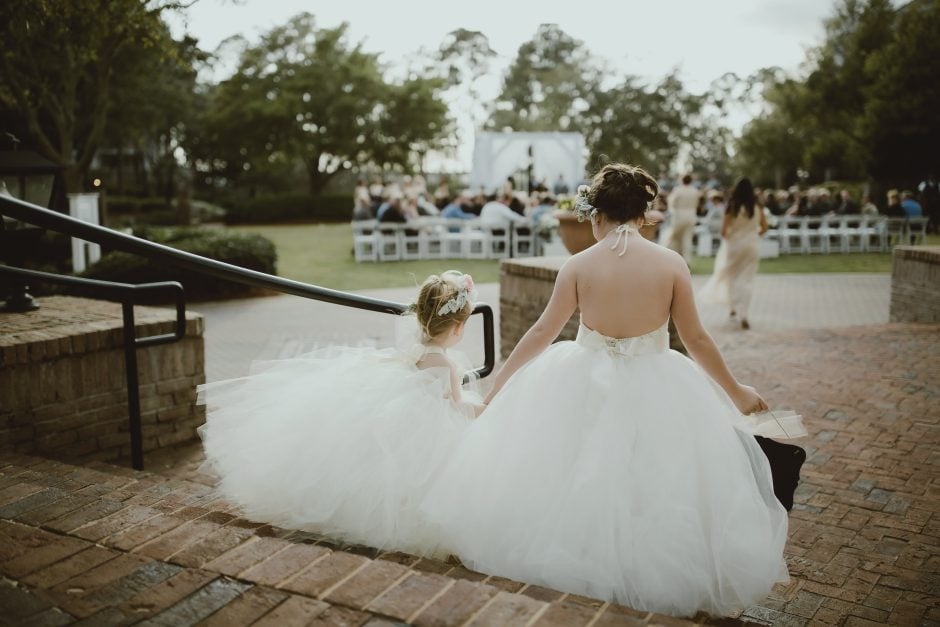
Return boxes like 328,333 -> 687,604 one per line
0,453 -> 754,626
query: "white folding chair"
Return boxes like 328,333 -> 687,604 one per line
694,219 -> 719,257
376,224 -> 403,261
838,216 -> 867,253
777,216 -> 802,254
400,224 -> 424,261
881,217 -> 908,251
511,221 -> 538,257
422,220 -> 446,259
441,220 -> 468,258
352,220 -> 378,262
906,216 -> 929,245
801,217 -> 829,254
462,221 -> 489,259
485,225 -> 511,259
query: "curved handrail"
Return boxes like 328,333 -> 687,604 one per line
1,194 -> 495,378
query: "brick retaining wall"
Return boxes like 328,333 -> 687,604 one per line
890,246 -> 940,323
499,257 -> 579,360
0,296 -> 205,462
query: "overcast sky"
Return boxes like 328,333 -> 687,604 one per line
167,0 -> 840,169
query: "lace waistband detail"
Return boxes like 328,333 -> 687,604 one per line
575,323 -> 669,357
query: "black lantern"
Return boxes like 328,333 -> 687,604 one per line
0,150 -> 66,312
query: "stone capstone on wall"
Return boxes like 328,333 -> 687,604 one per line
0,296 -> 205,462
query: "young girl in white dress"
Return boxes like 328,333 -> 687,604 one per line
422,164 -> 792,617
199,271 -> 482,558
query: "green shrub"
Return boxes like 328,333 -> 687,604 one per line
107,196 -> 227,227
80,227 -> 278,301
106,196 -> 171,214
224,193 -> 353,224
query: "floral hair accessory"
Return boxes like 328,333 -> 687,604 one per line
573,184 -> 597,223
437,272 -> 477,316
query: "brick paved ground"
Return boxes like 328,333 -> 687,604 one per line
3,321 -> 935,625
5,271 -> 936,625
193,273 -> 890,382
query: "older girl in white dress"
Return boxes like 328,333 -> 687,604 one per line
423,164 -> 791,617
200,272 -> 482,558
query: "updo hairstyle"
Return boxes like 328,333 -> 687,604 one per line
413,272 -> 472,340
587,163 -> 659,223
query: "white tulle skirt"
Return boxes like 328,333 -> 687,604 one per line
199,345 -> 475,558
422,322 -> 790,617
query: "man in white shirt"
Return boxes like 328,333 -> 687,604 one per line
480,195 -> 528,229
665,174 -> 701,262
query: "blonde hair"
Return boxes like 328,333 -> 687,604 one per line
412,271 -> 473,340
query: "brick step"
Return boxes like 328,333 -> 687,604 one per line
0,453 -> 754,626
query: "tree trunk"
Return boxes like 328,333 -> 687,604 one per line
62,164 -> 84,196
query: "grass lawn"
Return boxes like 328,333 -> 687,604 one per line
231,223 -> 939,291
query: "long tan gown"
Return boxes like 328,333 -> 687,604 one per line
699,207 -> 763,317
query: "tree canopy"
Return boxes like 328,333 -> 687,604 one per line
190,13 -> 450,195
0,0 -> 192,193
735,0 -> 940,188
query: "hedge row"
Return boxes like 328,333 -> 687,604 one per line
80,226 -> 278,301
224,193 -> 353,224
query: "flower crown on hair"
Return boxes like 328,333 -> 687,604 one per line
437,273 -> 477,316
573,185 -> 597,222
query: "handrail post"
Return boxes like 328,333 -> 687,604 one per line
121,302 -> 144,470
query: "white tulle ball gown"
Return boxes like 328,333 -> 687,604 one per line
422,320 -> 790,617
199,343 -> 476,558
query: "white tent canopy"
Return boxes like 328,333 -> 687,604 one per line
469,132 -> 586,195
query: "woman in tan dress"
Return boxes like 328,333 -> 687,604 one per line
699,178 -> 768,329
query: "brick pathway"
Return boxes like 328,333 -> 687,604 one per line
193,273 -> 890,382
3,320 -> 936,625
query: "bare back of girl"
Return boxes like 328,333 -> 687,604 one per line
571,232 -> 683,339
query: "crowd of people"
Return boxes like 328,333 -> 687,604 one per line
353,175 -> 562,231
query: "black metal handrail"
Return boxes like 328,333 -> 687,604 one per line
0,265 -> 186,470
0,194 -> 495,380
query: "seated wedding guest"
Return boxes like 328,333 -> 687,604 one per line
480,194 -> 528,229
416,193 -> 441,216
441,192 -> 476,220
836,189 -> 860,215
353,179 -> 374,221
434,178 -> 450,208
469,192 -> 487,215
369,177 -> 385,203
860,193 -> 879,217
527,194 -> 557,224
401,197 -> 420,220
377,196 -> 407,223
901,191 -> 923,217
884,189 -> 906,217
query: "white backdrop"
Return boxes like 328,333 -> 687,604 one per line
470,132 -> 586,195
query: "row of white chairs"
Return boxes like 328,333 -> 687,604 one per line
352,218 -> 542,262
695,215 -> 929,256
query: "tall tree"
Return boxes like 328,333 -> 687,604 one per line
437,29 -> 496,132
0,0 -> 193,193
800,0 -> 895,180
863,0 -> 940,186
194,13 -> 450,195
101,32 -> 206,199
488,24 -> 599,132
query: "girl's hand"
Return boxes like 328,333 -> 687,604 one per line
731,384 -> 768,415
